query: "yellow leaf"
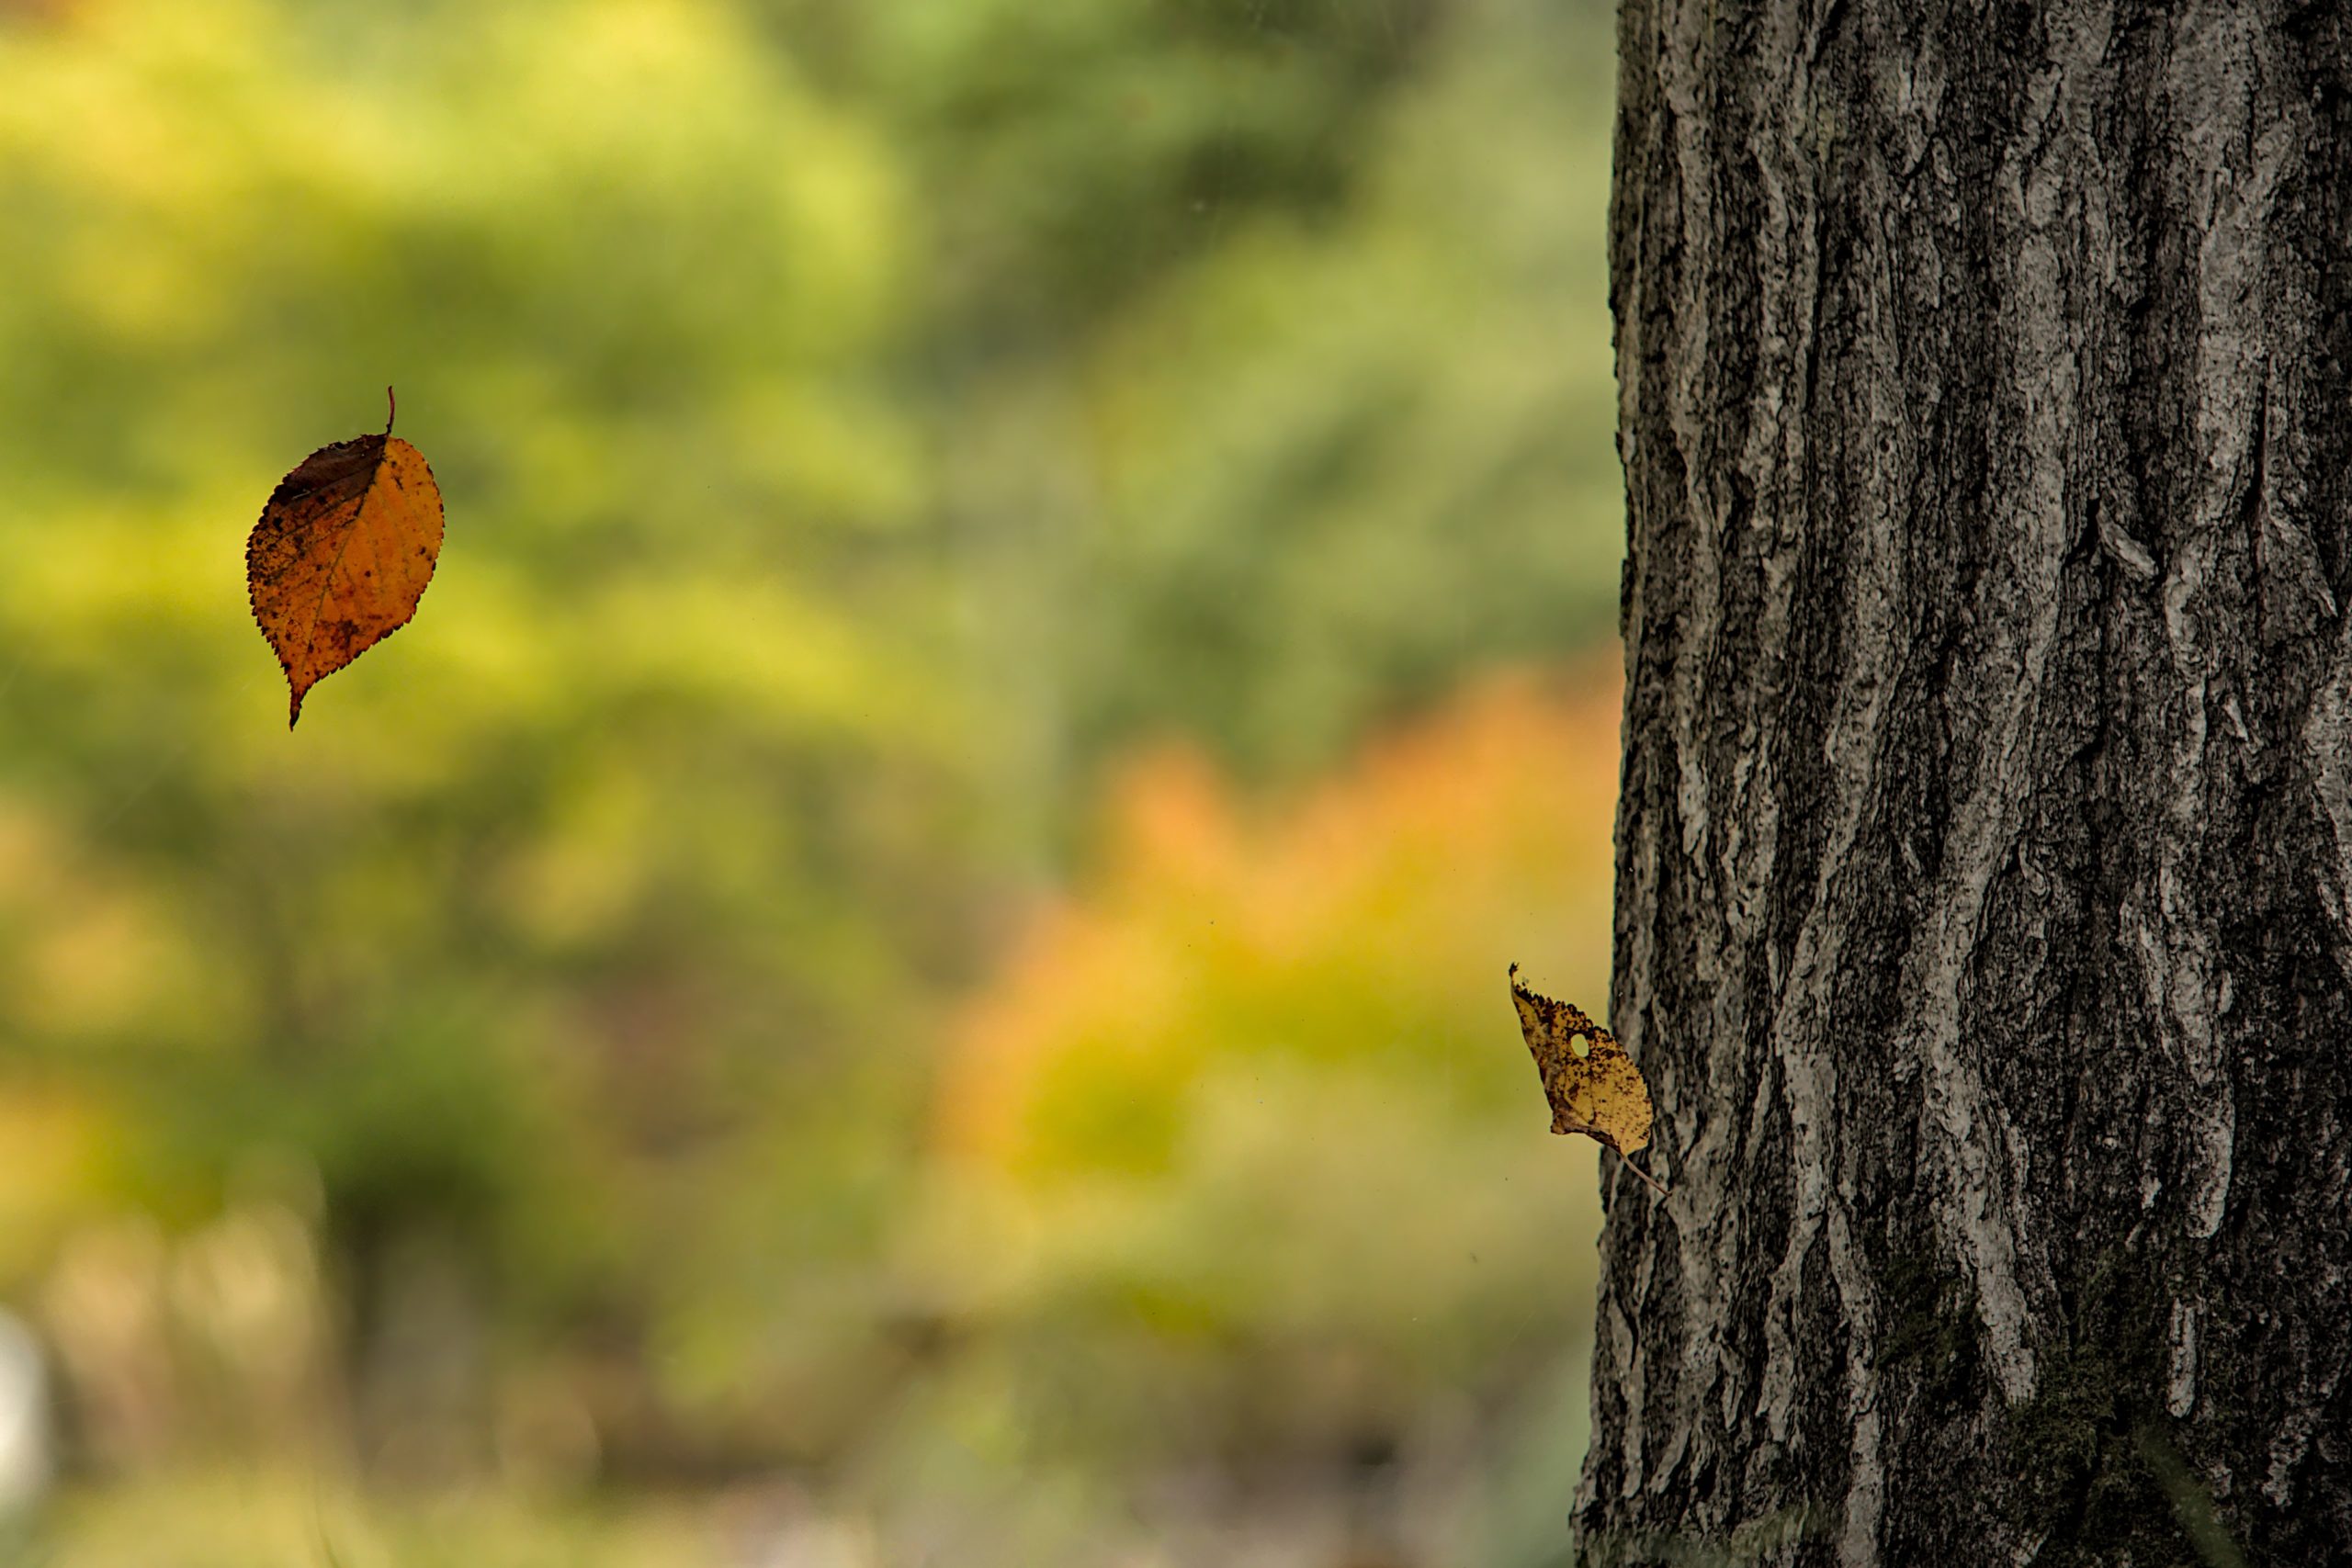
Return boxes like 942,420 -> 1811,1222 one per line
1509,964 -> 1666,1194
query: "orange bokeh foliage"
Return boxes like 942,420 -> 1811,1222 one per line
936,654 -> 1626,1187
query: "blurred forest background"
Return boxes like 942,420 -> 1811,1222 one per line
0,0 -> 1626,1563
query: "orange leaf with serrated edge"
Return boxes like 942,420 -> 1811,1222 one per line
246,389 -> 444,728
1510,964 -> 1667,1194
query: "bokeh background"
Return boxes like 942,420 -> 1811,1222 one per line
0,0 -> 1626,1562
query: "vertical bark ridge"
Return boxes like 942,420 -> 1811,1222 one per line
1589,0 -> 2352,1562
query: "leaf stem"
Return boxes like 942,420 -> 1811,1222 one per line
1617,1151 -> 1670,1196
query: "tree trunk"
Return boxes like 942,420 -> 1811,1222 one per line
1589,3 -> 2352,1563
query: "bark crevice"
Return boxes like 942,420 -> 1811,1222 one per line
1589,0 -> 2352,1560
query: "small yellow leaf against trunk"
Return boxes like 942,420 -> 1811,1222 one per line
1510,964 -> 1666,1195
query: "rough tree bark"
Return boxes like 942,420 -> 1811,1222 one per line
1588,3 -> 2352,1563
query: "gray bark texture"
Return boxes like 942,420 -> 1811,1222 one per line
1588,2 -> 2352,1563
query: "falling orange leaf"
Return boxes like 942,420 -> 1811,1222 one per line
1509,964 -> 1666,1194
246,389 -> 445,727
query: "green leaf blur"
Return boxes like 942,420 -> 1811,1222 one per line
0,0 -> 1622,1562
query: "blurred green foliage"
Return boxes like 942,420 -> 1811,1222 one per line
0,0 -> 1622,1561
